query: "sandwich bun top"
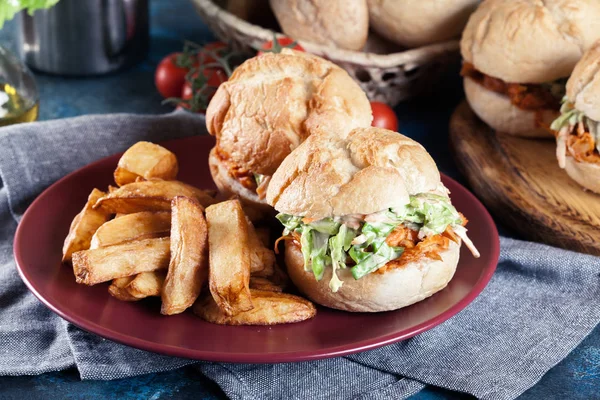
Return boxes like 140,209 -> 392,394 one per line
266,127 -> 441,220
205,49 -> 372,176
461,0 -> 600,83
566,40 -> 600,121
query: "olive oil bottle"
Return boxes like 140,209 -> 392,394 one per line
0,83 -> 38,127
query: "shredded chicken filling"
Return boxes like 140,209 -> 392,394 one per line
460,62 -> 562,113
552,100 -> 600,168
556,122 -> 600,166
281,215 -> 467,275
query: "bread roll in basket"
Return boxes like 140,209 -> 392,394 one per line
191,0 -> 461,106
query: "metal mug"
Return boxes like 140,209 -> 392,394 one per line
17,0 -> 149,76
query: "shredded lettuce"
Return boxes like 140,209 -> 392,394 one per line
276,213 -> 303,235
392,193 -> 464,238
550,99 -> 585,131
329,224 -> 354,291
299,226 -> 312,271
310,231 -> 330,280
309,218 -> 340,235
0,0 -> 60,28
277,192 -> 465,291
351,242 -> 404,280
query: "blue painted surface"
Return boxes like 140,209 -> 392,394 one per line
0,0 -> 598,399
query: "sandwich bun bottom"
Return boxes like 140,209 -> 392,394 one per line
285,239 -> 460,312
463,77 -> 557,138
564,156 -> 600,194
208,148 -> 274,221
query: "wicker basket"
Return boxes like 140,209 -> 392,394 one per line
190,0 -> 460,106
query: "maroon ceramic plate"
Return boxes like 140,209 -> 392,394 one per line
14,136 -> 499,363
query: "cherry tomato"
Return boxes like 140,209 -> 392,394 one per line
179,68 -> 228,112
181,81 -> 193,102
155,53 -> 189,99
370,101 -> 399,132
181,69 -> 228,99
258,37 -> 305,55
156,43 -> 229,99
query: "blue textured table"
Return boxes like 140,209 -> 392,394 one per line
0,1 -> 598,399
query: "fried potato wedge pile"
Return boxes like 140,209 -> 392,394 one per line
63,141 -> 315,326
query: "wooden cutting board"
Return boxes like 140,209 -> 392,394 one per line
449,101 -> 600,255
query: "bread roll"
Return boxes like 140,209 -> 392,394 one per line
368,0 -> 479,48
269,126 -> 468,312
461,0 -> 600,84
206,49 -> 372,177
269,0 -> 368,51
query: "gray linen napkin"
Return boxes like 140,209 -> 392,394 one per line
0,112 -> 598,400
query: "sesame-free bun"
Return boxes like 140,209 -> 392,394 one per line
270,0 -> 368,51
461,0 -> 600,84
266,127 -> 441,220
208,149 -> 273,221
564,156 -> 600,194
463,77 -> 558,137
205,49 -> 372,177
367,0 -> 479,48
566,41 -> 600,122
285,239 -> 460,312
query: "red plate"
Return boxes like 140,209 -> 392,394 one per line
14,136 -> 499,363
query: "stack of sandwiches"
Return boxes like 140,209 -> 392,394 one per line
205,48 -> 479,312
460,0 -> 600,192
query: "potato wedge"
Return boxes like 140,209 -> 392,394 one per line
206,200 -> 253,316
114,141 -> 178,186
161,197 -> 208,315
90,211 -> 171,249
62,189 -> 111,262
193,290 -> 316,325
249,277 -> 283,293
93,180 -> 216,214
247,219 -> 275,277
204,189 -> 218,198
270,263 -> 290,289
255,227 -> 270,248
72,237 -> 170,285
127,270 -> 166,299
250,248 -> 276,277
108,277 -> 139,302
